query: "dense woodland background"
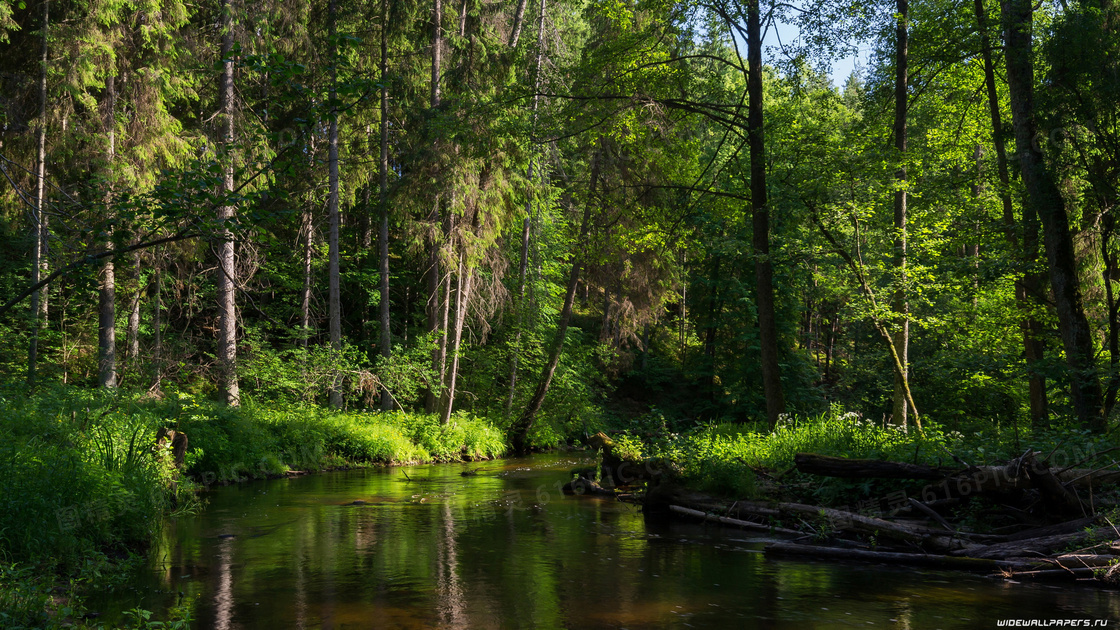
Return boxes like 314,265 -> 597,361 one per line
1,0 -> 1118,447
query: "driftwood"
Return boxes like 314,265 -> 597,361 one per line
954,527 -> 1116,559
794,453 -> 953,480
643,449 -> 1120,584
1044,554 -> 1120,569
669,505 -> 803,536
794,452 -> 1119,517
770,501 -> 971,552
1006,516 -> 1097,541
765,542 -> 1030,571
584,432 -> 664,487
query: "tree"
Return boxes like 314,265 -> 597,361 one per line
378,0 -> 392,410
27,0 -> 49,387
327,0 -> 343,409
216,0 -> 240,406
1003,0 -> 1103,431
889,0 -> 910,428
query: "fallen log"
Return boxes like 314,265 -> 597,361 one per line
1046,554 -> 1120,569
1006,516 -> 1097,541
668,505 -> 804,536
772,502 -> 970,552
794,453 -> 954,480
953,527 -> 1116,559
795,453 -> 1119,514
1057,468 -> 1120,488
765,542 -> 1030,571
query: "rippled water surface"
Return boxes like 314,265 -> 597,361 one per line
94,454 -> 1120,628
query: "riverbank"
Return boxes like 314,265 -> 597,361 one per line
595,408 -> 1120,587
0,384 -> 509,628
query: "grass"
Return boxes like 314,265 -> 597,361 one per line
0,383 -> 509,628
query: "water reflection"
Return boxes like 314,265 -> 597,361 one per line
92,455 -> 1120,629
213,536 -> 233,630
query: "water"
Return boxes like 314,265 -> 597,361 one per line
94,454 -> 1120,628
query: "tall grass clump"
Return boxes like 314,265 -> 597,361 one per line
399,413 -> 507,462
0,386 -> 183,571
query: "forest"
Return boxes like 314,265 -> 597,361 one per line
2,0 -> 1120,624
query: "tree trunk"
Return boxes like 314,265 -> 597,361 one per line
28,0 -> 49,387
974,0 -> 1049,426
98,73 -> 118,390
747,0 -> 785,428
890,0 -> 910,429
508,0 -> 529,47
425,0 -> 446,414
1104,224 -> 1120,416
432,0 -> 442,108
328,0 -> 343,409
153,262 -> 162,389
794,453 -> 954,480
98,255 -> 117,388
509,146 -> 598,455
1003,0 -> 1104,431
506,215 -> 531,413
379,0 -> 393,411
300,201 -> 313,351
705,255 -> 722,401
425,208 -> 442,413
439,253 -> 473,424
506,0 -> 548,414
216,0 -> 240,406
126,256 -> 141,376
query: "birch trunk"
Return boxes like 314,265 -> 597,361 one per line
28,0 -> 49,387
98,73 -> 118,389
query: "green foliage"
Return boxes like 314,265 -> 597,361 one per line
0,386 -> 185,571
171,397 -> 507,476
397,413 -> 508,462
0,563 -> 59,629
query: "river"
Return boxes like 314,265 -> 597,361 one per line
92,454 -> 1120,628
